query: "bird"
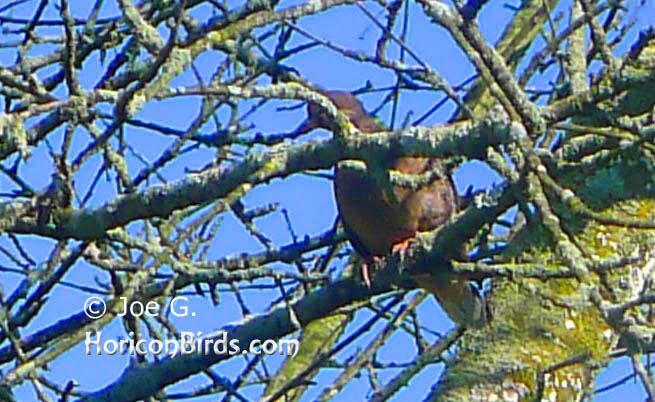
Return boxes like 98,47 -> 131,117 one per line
294,89 -> 489,328
35,158 -> 73,227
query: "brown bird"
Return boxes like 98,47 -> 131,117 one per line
295,90 -> 488,328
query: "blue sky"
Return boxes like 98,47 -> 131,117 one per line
0,0 -> 654,400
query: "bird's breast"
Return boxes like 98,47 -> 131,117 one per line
333,157 -> 458,257
334,163 -> 419,256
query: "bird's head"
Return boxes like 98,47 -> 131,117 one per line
294,90 -> 382,134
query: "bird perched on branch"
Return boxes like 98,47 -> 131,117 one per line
294,90 -> 488,328
35,157 -> 74,227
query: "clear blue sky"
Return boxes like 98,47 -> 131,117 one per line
0,0 -> 653,400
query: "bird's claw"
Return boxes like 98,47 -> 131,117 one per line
361,256 -> 385,287
391,237 -> 416,262
361,261 -> 371,288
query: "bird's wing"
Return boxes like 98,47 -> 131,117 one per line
340,217 -> 374,260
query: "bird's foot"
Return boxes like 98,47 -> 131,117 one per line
361,256 -> 385,287
391,237 -> 416,262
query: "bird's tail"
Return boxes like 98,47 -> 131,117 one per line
415,274 -> 490,329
